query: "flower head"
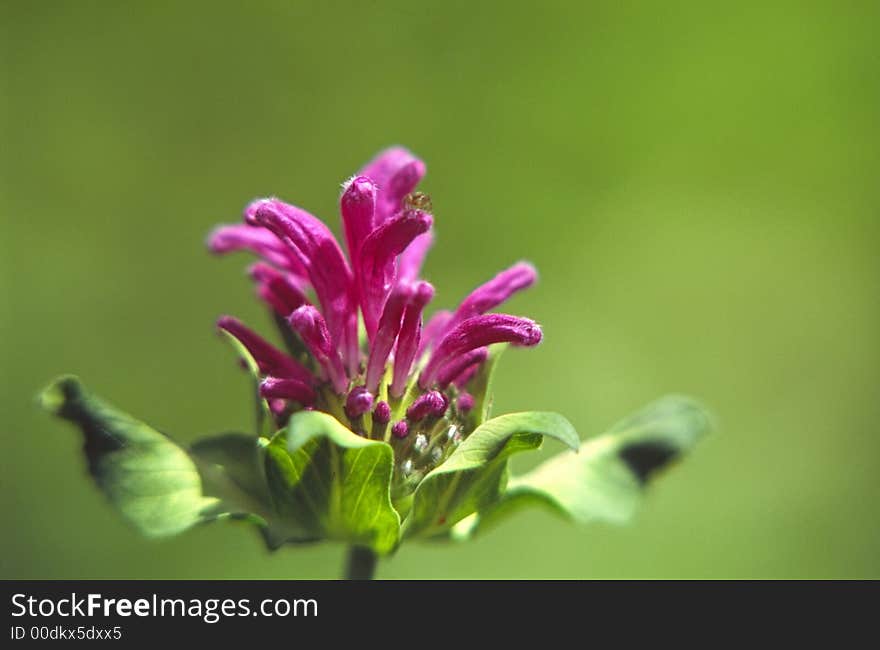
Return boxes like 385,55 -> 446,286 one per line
208,146 -> 542,490
42,145 -> 710,566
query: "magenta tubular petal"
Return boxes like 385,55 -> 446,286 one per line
345,386 -> 374,419
435,347 -> 489,388
249,263 -> 307,316
417,310 -> 452,358
359,147 -> 413,186
339,177 -> 377,374
243,198 -> 265,225
436,392 -> 450,416
217,316 -> 314,384
249,262 -> 307,296
420,314 -> 542,388
340,176 -> 377,265
372,401 -> 391,425
252,199 -> 357,359
357,209 -> 432,339
341,313 -> 360,377
406,390 -> 447,421
444,262 -> 537,335
207,223 -> 303,275
359,147 -> 427,223
260,376 -> 316,404
379,159 -> 427,222
398,231 -> 434,282
268,398 -> 287,416
288,305 -> 349,394
456,393 -> 475,413
391,420 -> 409,439
365,283 -> 413,393
391,281 -> 435,397
256,284 -> 292,318
452,361 -> 482,388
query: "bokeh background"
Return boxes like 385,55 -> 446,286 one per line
2,1 -> 878,579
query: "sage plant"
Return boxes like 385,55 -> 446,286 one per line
40,146 -> 711,579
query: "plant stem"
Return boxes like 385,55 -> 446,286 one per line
344,545 -> 378,580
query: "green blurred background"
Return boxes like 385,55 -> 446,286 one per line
2,0 -> 878,579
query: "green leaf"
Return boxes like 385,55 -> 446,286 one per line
262,410 -> 400,555
38,375 -> 310,549
187,432 -> 276,523
190,432 -> 271,506
452,395 -> 712,540
39,376 -> 231,537
189,431 -> 319,549
404,411 -> 579,539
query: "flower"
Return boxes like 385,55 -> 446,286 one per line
41,145 -> 710,569
208,146 -> 542,491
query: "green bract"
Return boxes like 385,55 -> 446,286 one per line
262,411 -> 400,553
39,346 -> 711,557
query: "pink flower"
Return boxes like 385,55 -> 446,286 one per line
208,146 -> 542,455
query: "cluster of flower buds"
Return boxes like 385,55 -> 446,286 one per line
208,147 -> 541,488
